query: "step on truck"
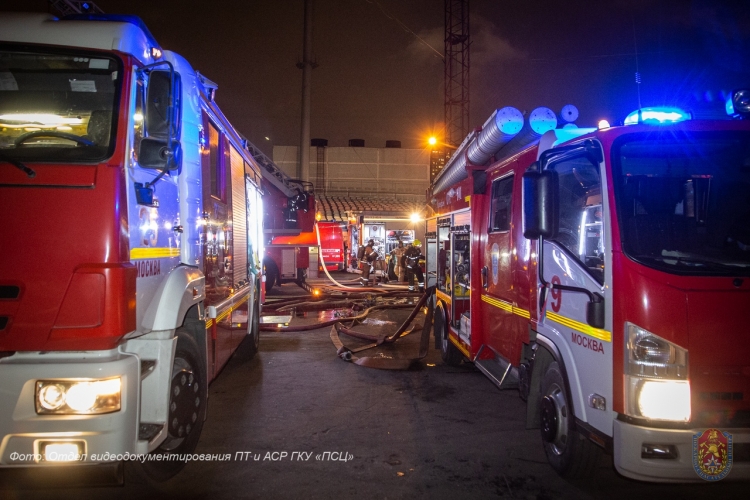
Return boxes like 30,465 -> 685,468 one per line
0,13 -> 267,480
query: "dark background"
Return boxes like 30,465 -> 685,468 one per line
3,0 -> 750,151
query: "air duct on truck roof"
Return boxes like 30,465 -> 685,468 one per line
432,106 -> 523,195
491,106 -> 559,161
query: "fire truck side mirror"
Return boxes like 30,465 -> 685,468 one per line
522,170 -> 559,239
144,70 -> 181,140
139,136 -> 182,170
139,69 -> 182,171
586,292 -> 605,329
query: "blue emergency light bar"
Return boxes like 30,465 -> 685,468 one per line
624,107 -> 692,125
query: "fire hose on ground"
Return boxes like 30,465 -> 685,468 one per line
330,286 -> 436,370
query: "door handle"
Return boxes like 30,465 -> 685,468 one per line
481,266 -> 489,289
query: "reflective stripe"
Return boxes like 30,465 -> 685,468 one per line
449,332 -> 471,358
481,294 -> 529,319
205,294 -> 250,329
546,311 -> 611,343
130,247 -> 180,260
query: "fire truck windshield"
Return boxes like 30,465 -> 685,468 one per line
0,47 -> 121,162
613,130 -> 750,276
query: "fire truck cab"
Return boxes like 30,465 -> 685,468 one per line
0,12 -> 264,480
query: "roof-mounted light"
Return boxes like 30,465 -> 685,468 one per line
151,47 -> 162,59
726,89 -> 750,119
624,107 -> 691,125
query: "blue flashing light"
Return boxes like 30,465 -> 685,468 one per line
726,97 -> 735,116
624,107 -> 691,125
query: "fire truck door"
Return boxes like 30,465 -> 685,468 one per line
535,149 -> 613,433
128,71 -> 180,326
201,116 -> 234,375
482,172 -> 521,360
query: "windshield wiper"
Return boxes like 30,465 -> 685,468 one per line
0,152 -> 36,178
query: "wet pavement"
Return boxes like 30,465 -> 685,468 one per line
0,273 -> 746,498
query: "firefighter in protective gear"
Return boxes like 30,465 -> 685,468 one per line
403,240 -> 424,292
390,240 -> 406,282
360,239 -> 377,286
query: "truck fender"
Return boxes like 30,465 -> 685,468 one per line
142,265 -> 205,332
525,334 -> 570,429
126,305 -> 208,453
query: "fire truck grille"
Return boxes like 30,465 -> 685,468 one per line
699,392 -> 744,401
693,409 -> 750,427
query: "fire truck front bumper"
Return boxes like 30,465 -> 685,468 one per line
614,419 -> 750,482
0,350 -> 140,467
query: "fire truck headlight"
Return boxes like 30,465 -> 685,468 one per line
38,384 -> 65,411
36,378 -> 121,415
624,323 -> 690,422
635,380 -> 691,422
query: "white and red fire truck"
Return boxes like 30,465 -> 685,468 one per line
0,12 -> 268,479
426,102 -> 750,481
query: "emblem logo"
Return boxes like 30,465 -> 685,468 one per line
693,428 -> 732,481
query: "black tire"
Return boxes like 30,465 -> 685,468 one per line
246,286 -> 260,358
263,258 -> 278,290
435,302 -> 463,366
539,361 -> 600,479
129,330 -> 207,482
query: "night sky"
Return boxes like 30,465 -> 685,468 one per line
3,0 -> 750,151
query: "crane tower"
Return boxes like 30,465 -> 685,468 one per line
444,0 -> 470,148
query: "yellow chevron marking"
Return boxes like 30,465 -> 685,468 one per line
546,311 -> 611,343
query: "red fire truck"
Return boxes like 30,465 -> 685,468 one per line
426,102 -> 750,481
262,221 -> 345,282
242,143 -> 317,289
0,13 -> 267,480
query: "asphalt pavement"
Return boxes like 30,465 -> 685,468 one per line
0,272 -> 746,499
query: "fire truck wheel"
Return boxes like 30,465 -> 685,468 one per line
435,303 -> 462,366
128,331 -> 207,483
264,258 -> 279,290
539,361 -> 600,478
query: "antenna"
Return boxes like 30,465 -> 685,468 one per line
632,17 -> 643,123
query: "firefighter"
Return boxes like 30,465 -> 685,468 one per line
390,240 -> 406,282
359,239 -> 377,286
404,240 -> 424,292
